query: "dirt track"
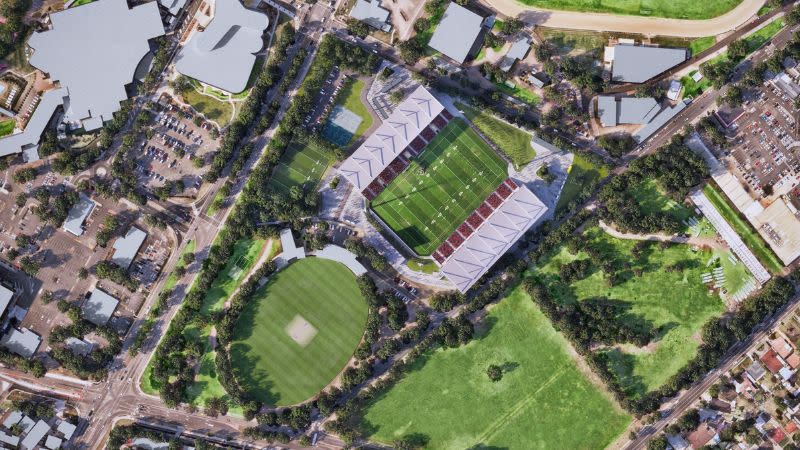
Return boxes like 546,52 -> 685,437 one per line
483,0 -> 764,37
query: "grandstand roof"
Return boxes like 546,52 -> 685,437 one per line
438,180 -> 546,292
339,85 -> 444,190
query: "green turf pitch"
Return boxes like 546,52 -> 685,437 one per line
269,139 -> 334,194
371,119 -> 507,256
230,258 -> 368,406
363,286 -> 631,449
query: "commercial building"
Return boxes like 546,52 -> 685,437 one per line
83,288 -> 119,326
349,0 -> 391,32
605,44 -> 687,83
20,420 -> 49,450
499,38 -> 530,72
0,88 -> 67,159
435,178 -> 546,292
111,226 -> 147,270
339,85 -> 445,195
632,101 -> 687,143
63,194 -> 96,237
0,328 -> 42,358
176,0 -> 269,93
427,3 -> 484,64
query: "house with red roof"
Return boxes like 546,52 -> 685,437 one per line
761,348 -> 784,373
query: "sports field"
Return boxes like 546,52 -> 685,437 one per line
535,226 -> 725,397
230,258 -> 368,406
515,0 -> 741,20
457,102 -> 535,169
363,286 -> 631,449
371,119 -> 508,256
703,183 -> 783,273
269,139 -> 334,194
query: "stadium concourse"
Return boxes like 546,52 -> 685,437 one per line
338,86 -> 547,292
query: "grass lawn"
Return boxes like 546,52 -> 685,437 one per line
539,29 -> 605,55
534,226 -> 725,397
494,82 -> 539,106
758,4 -> 775,15
0,120 -> 14,138
515,0 -> 740,19
363,286 -> 631,449
457,102 -> 535,169
206,190 -> 226,218
555,153 -> 608,214
180,86 -> 233,128
689,36 -> 716,56
269,138 -> 335,194
371,119 -> 507,256
406,258 -> 439,274
702,183 -> 783,273
162,240 -> 196,292
744,19 -> 784,52
230,258 -> 368,406
681,71 -> 711,98
335,78 -> 373,140
70,0 -> 94,6
634,180 -> 693,226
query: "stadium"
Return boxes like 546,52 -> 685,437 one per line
339,86 -> 546,292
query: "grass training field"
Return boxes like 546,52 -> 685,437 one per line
703,183 -> 783,273
371,119 -> 507,256
0,120 -> 14,138
556,153 -> 608,214
230,258 -> 368,406
534,226 -> 726,397
336,78 -> 373,140
269,139 -> 335,194
363,286 -> 631,449
457,102 -> 536,169
515,0 -> 741,20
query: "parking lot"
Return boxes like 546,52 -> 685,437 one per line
131,95 -> 220,201
305,66 -> 343,130
725,83 -> 800,200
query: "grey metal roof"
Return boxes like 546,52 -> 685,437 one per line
63,193 -> 95,236
618,97 -> 660,124
0,88 -> 67,158
28,0 -> 164,130
56,420 -> 76,440
45,435 -> 63,450
3,411 -> 22,429
611,45 -> 687,83
0,285 -> 13,318
83,288 -> 119,326
0,328 -> 41,358
65,336 -> 93,356
175,0 -> 269,93
597,96 -> 618,127
111,226 -> 147,270
427,3 -> 483,63
349,0 -> 390,29
499,38 -> 530,72
279,228 -> 305,262
20,420 -> 49,450
0,431 -> 19,447
530,136 -> 562,155
633,100 -> 686,143
159,0 -> 188,16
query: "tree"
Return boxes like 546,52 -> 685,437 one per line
499,17 -> 523,34
486,364 -> 503,381
647,436 -> 668,450
171,75 -> 192,95
78,267 -> 89,279
397,38 -> 426,64
345,18 -> 369,39
389,90 -> 404,104
728,39 -> 749,61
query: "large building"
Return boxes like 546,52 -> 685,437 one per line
427,3 -> 484,64
435,178 -> 546,292
83,288 -> 119,326
338,85 -> 446,197
176,0 -> 269,93
349,0 -> 391,32
0,0 -> 164,157
606,44 -> 687,83
111,226 -> 147,270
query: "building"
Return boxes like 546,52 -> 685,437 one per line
349,0 -> 391,32
597,96 -> 665,130
667,79 -> 683,101
275,228 -> 305,267
499,38 -> 530,72
0,88 -> 67,159
20,420 -> 49,450
605,44 -> 687,83
339,85 -> 446,196
82,288 -> 119,326
176,0 -> 269,93
632,100 -> 687,143
44,435 -> 62,450
0,328 -> 41,358
427,3 -> 484,64
0,282 -> 16,322
56,420 -> 76,440
435,178 -> 546,292
111,226 -> 147,270
158,0 -> 188,16
63,193 -> 96,236
27,0 -> 164,131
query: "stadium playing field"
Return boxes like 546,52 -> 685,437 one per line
371,119 -> 508,256
229,258 -> 368,406
269,139 -> 334,194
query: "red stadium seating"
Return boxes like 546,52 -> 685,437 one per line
447,232 -> 464,249
486,193 -> 502,208
478,202 -> 493,218
457,222 -> 474,238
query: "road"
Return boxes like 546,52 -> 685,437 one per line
481,0 -> 765,37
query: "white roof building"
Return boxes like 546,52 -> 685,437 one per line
0,328 -> 42,358
45,435 -> 63,449
0,88 -> 67,158
435,179 -> 546,292
339,85 -> 444,191
176,0 -> 269,93
63,193 -> 96,236
83,288 -> 119,326
20,420 -> 50,450
2,411 -> 22,428
111,226 -> 147,270
28,0 -> 164,130
499,38 -> 530,72
349,0 -> 391,31
609,44 -> 687,83
0,284 -> 14,318
0,431 -> 19,447
427,3 -> 484,63
56,420 -> 76,440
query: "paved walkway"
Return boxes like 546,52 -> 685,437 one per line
483,0 -> 763,37
598,221 -> 725,249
